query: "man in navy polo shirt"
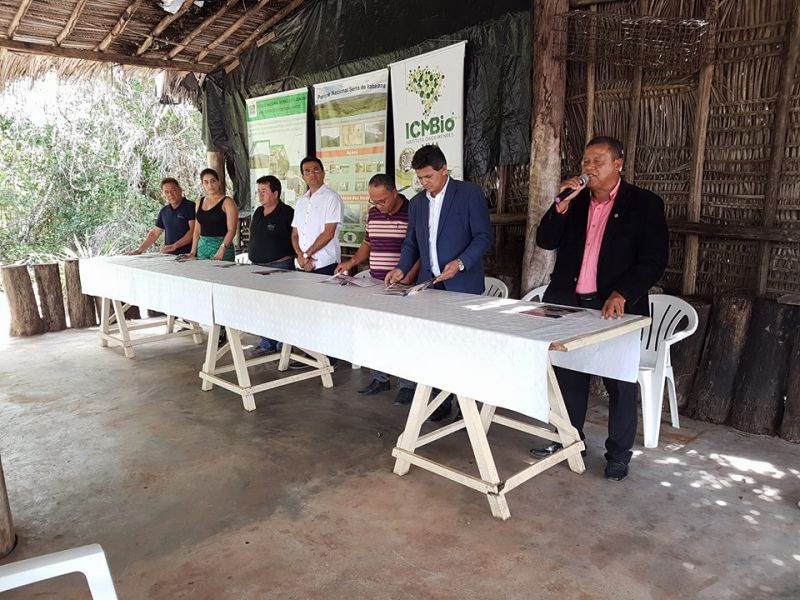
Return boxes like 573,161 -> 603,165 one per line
130,178 -> 196,255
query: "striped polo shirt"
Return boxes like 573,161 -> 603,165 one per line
365,196 -> 409,280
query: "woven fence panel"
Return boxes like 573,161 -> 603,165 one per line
768,242 -> 800,296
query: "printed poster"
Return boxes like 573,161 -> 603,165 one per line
313,70 -> 389,247
245,88 -> 308,210
390,41 -> 466,195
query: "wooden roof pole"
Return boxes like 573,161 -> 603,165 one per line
0,37 -> 212,73
756,0 -> 800,296
97,0 -> 146,52
623,0 -> 647,184
56,0 -> 90,46
137,0 -> 194,56
195,0 -> 273,63
213,0 -> 305,71
7,0 -> 34,38
522,0 -> 569,294
168,0 -> 239,60
682,0 -> 719,296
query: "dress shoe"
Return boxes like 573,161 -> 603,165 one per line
529,441 -> 587,459
217,331 -> 227,348
394,387 -> 414,405
246,345 -> 273,359
358,379 -> 390,396
428,396 -> 453,423
288,361 -> 311,370
604,460 -> 629,481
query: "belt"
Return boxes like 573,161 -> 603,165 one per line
576,292 -> 599,302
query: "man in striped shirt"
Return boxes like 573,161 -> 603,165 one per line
336,174 -> 420,403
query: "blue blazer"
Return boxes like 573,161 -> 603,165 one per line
396,178 -> 493,294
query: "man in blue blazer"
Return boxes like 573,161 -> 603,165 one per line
385,145 -> 492,294
385,144 -> 493,420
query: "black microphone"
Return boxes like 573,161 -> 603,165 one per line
554,174 -> 590,204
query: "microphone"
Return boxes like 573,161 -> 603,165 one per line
554,174 -> 590,204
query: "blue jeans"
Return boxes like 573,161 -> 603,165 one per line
256,258 -> 294,350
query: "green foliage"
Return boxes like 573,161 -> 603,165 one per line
0,70 -> 206,263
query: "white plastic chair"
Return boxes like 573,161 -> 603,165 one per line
0,544 -> 118,599
638,294 -> 698,448
521,284 -> 549,302
234,253 -> 252,265
483,277 -> 509,298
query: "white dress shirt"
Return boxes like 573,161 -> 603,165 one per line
427,176 -> 450,276
291,184 -> 343,269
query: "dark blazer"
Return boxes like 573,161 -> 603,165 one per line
536,179 -> 669,316
396,178 -> 493,294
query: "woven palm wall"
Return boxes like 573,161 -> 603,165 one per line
482,0 -> 800,299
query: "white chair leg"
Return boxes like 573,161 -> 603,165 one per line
0,544 -> 118,599
638,371 -> 661,449
666,366 -> 680,429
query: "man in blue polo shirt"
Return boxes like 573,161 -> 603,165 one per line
130,178 -> 195,255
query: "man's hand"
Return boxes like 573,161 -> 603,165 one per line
555,176 -> 589,213
601,291 -> 626,319
160,244 -> 175,254
436,260 -> 461,282
127,249 -> 142,256
385,268 -> 405,286
335,261 -> 352,275
302,257 -> 316,272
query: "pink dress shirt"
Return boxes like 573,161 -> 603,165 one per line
575,178 -> 621,294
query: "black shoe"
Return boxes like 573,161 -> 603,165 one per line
394,387 -> 414,405
288,361 -> 311,370
358,379 -> 390,396
428,396 -> 453,423
217,331 -> 227,347
604,460 -> 629,481
529,441 -> 587,459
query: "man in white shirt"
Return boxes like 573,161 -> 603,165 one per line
291,156 -> 344,276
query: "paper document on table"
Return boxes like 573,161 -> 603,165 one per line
253,268 -> 293,276
380,278 -> 436,297
320,273 -> 380,287
174,254 -> 196,262
519,304 -> 585,319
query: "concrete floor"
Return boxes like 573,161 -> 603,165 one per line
0,322 -> 798,600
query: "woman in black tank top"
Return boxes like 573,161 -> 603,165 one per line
190,168 -> 238,261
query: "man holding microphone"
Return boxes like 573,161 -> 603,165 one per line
530,136 -> 669,481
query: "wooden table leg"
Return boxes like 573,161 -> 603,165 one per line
228,327 -> 256,411
201,324 -> 221,391
547,363 -> 586,474
99,298 -> 111,348
459,395 -> 511,520
393,385 -> 433,476
111,300 -> 134,358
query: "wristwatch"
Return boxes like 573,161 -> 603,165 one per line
302,252 -> 309,259
457,259 -> 465,271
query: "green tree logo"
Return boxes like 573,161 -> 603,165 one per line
406,66 -> 445,117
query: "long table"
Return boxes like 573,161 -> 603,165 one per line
80,255 -> 649,518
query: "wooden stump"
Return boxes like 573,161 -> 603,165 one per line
728,300 -> 796,435
780,326 -> 800,443
64,259 -> 96,328
1,265 -> 44,336
0,454 -> 14,559
672,298 -> 712,413
687,295 -> 752,423
33,263 -> 67,332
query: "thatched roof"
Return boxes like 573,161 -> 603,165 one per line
0,0 -> 305,93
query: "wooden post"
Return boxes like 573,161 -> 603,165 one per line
1,265 -> 44,336
63,259 -> 97,328
0,454 -> 13,559
780,325 -> 800,442
623,0 -> 647,183
729,300 -> 795,435
207,151 -> 226,195
687,295 -> 752,423
33,263 -> 67,332
682,0 -> 718,296
756,0 -> 800,296
521,0 -> 569,293
584,4 -> 597,144
670,298 -> 711,412
494,166 -> 508,263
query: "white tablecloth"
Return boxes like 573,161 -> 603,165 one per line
79,256 -> 643,423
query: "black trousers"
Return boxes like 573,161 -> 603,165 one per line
554,294 -> 638,464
